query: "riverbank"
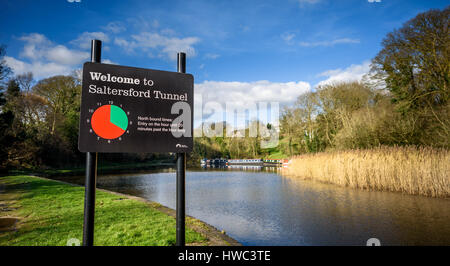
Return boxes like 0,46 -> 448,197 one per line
5,160 -> 176,177
0,175 -> 240,246
282,146 -> 449,198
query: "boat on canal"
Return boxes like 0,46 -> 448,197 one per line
200,158 -> 290,167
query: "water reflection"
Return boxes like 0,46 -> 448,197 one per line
56,167 -> 450,246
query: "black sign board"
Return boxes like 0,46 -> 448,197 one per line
78,62 -> 193,153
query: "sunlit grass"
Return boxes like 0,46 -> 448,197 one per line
266,150 -> 287,159
282,146 -> 450,198
0,175 -> 206,246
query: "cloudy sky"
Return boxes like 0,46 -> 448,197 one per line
0,0 -> 448,127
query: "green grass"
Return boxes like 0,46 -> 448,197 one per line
0,175 -> 206,246
260,138 -> 290,160
266,150 -> 288,159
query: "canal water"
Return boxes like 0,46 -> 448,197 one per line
57,167 -> 450,245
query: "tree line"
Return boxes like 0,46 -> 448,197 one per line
193,7 -> 449,160
0,6 -> 448,171
0,54 -> 165,171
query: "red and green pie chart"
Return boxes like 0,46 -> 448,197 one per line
91,105 -> 128,139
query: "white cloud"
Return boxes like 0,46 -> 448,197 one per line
46,45 -> 89,65
297,0 -> 321,4
4,56 -> 73,78
114,38 -> 130,48
160,28 -> 176,36
17,33 -> 89,64
70,32 -> 110,49
296,0 -> 321,8
102,22 -> 126,34
196,80 -> 311,109
102,59 -> 117,65
126,17 -> 160,31
19,33 -> 48,44
19,33 -> 52,60
115,32 -> 200,60
316,60 -> 371,87
281,32 -> 296,44
194,80 -> 311,128
194,80 -> 310,129
204,53 -> 220,59
7,33 -> 89,79
299,38 -> 360,47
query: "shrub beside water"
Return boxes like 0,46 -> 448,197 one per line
281,146 -> 450,198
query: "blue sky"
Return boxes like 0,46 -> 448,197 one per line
0,0 -> 448,127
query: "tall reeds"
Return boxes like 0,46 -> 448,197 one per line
281,146 -> 449,198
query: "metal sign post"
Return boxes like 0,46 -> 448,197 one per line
176,52 -> 186,246
82,39 -> 101,246
79,40 -> 191,246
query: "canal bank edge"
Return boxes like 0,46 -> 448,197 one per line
29,176 -> 242,246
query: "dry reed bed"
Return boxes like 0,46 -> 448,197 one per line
281,146 -> 450,198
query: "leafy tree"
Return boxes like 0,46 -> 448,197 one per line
0,47 -> 15,167
4,79 -> 25,132
32,75 -> 81,135
280,107 -> 299,156
5,79 -> 20,102
370,6 -> 449,146
0,47 -> 37,169
295,92 -> 320,152
371,6 -> 449,113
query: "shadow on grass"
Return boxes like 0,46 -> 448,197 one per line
1,176 -> 209,246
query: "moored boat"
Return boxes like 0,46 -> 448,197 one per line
227,159 -> 264,165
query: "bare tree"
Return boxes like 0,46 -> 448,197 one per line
16,72 -> 34,92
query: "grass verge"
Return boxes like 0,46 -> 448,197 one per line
0,175 -> 207,246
